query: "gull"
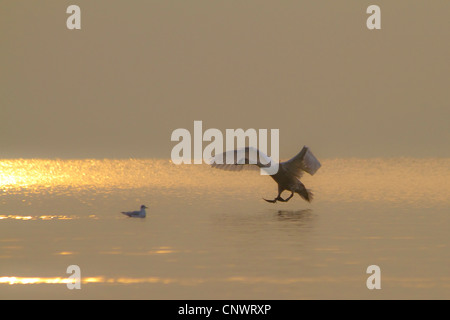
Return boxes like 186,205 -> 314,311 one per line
121,205 -> 148,218
209,146 -> 321,203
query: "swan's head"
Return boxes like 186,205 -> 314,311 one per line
141,205 -> 148,209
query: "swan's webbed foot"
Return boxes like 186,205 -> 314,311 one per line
263,196 -> 286,203
263,192 -> 294,203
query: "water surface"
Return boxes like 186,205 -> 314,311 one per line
0,158 -> 449,299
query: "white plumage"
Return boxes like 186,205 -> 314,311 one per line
121,205 -> 148,218
209,146 -> 321,203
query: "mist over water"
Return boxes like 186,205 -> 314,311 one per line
0,158 -> 449,299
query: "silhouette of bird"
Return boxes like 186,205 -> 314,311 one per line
209,146 -> 321,203
121,205 -> 148,218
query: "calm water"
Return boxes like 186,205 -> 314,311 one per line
0,158 -> 449,299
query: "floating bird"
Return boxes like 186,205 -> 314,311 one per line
209,146 -> 321,203
121,205 -> 148,218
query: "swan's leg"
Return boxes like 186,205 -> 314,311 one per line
264,191 -> 287,203
266,191 -> 294,203
275,195 -> 288,202
283,192 -> 294,202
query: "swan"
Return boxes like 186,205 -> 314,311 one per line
209,146 -> 321,203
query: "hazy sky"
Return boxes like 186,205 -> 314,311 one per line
1,1 -> 449,159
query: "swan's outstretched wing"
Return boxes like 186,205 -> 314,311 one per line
208,147 -> 273,172
281,146 -> 321,179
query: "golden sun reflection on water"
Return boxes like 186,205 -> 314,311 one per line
0,277 -> 74,285
0,158 -> 449,206
0,215 -> 75,220
99,246 -> 176,256
0,275 -> 184,285
0,159 -> 180,191
0,158 -> 448,299
1,275 -> 449,288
